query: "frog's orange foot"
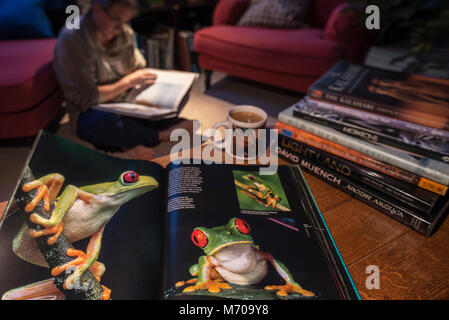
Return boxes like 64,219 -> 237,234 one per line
265,200 -> 275,208
51,249 -> 86,276
50,248 -> 91,290
101,285 -> 111,300
29,221 -> 63,245
91,262 -> 110,300
90,261 -> 106,283
22,183 -> 51,213
175,278 -> 198,288
183,279 -> 232,293
265,197 -> 279,208
51,249 -> 111,299
265,282 -> 315,297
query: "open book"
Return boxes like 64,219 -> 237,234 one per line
94,69 -> 199,120
0,131 -> 359,300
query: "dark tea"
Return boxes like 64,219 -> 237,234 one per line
230,111 -> 264,124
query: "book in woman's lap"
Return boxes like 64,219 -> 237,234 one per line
94,69 -> 199,121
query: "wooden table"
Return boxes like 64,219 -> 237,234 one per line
2,147 -> 449,300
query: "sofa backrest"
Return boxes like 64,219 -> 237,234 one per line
305,0 -> 348,28
213,0 -> 348,29
213,0 -> 250,25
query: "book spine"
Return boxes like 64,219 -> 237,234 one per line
308,87 -> 449,131
277,134 -> 437,214
288,156 -> 432,235
274,121 -> 448,196
187,34 -> 199,73
278,111 -> 449,186
293,104 -> 449,164
306,97 -> 449,140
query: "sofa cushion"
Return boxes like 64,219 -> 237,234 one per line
0,39 -> 59,114
0,0 -> 54,40
0,88 -> 63,139
199,53 -> 318,93
237,0 -> 309,29
194,26 -> 342,76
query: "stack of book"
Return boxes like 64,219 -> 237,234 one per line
276,60 -> 449,236
138,24 -> 175,69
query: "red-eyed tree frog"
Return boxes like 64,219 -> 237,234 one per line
175,218 -> 315,297
2,171 -> 158,300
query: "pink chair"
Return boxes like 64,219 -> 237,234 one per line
194,0 -> 373,92
0,39 -> 63,139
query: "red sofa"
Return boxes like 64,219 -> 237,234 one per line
194,0 -> 373,93
0,39 -> 63,139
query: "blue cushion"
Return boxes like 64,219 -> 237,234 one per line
0,0 -> 54,40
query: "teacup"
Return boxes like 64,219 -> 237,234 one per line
212,105 -> 268,159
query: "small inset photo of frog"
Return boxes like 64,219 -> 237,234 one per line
232,170 -> 291,212
167,217 -> 316,300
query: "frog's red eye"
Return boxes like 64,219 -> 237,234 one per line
191,229 -> 208,248
234,218 -> 251,234
122,171 -> 139,184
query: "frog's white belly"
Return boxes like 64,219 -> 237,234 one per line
12,195 -> 119,267
211,244 -> 268,285
63,196 -> 118,243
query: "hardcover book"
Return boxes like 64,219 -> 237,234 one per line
93,69 -> 199,121
294,99 -> 449,164
309,60 -> 449,130
276,133 -> 449,236
0,131 -> 359,300
275,132 -> 440,215
278,106 -> 449,192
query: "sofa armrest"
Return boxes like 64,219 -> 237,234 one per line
212,0 -> 250,26
324,3 -> 375,62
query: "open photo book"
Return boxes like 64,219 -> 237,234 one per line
94,69 -> 199,120
0,131 -> 359,300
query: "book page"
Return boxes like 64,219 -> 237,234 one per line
94,102 -> 175,120
161,163 -> 359,300
133,69 -> 199,110
0,132 -> 167,300
93,69 -> 198,120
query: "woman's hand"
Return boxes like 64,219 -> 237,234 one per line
123,69 -> 158,88
98,69 -> 158,102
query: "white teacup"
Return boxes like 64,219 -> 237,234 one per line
212,105 -> 268,159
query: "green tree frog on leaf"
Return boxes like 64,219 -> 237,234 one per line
3,171 -> 158,300
176,218 -> 315,297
